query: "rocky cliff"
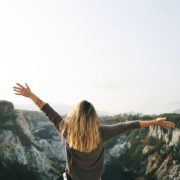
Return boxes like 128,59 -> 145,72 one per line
0,100 -> 66,180
104,114 -> 180,180
0,100 -> 180,180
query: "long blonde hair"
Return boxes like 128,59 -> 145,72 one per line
59,100 -> 101,153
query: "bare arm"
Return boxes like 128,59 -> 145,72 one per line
139,118 -> 175,130
13,82 -> 46,110
29,92 -> 46,110
13,82 -> 63,131
100,118 -> 175,142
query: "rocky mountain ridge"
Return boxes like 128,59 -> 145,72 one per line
0,100 -> 66,179
0,100 -> 180,180
105,117 -> 180,180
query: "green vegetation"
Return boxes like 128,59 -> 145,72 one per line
0,101 -> 17,122
34,125 -> 55,139
100,113 -> 157,125
22,110 -> 65,122
103,112 -> 180,177
102,164 -> 133,180
0,103 -> 38,147
105,136 -> 119,149
158,113 -> 180,129
108,132 -> 167,174
0,112 -> 17,122
100,113 -> 141,125
0,157 -> 42,180
0,101 -> 58,149
0,100 -> 180,179
22,110 -> 47,120
0,112 -> 32,146
0,100 -> 14,113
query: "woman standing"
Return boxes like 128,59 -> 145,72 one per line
13,83 -> 175,180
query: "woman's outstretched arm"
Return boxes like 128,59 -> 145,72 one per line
140,117 -> 175,130
13,82 -> 63,131
13,82 -> 46,109
30,92 -> 46,110
100,118 -> 175,141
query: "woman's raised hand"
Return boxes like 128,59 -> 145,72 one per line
154,117 -> 175,130
13,83 -> 33,98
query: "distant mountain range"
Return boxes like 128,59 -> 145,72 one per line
14,103 -> 115,116
172,109 -> 180,114
1,100 -> 180,180
14,103 -> 180,116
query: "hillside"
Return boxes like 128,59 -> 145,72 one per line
0,100 -> 180,180
100,113 -> 180,179
0,100 -> 65,179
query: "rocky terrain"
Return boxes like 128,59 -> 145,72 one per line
104,114 -> 180,180
0,100 -> 180,180
0,100 -> 66,180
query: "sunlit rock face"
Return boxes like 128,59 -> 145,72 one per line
109,141 -> 130,158
104,119 -> 180,180
144,125 -> 180,180
148,125 -> 180,146
1,100 -> 180,180
105,135 -> 130,163
0,100 -> 66,180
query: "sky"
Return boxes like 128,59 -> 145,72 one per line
0,0 -> 180,115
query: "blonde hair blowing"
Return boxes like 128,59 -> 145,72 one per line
59,100 -> 101,153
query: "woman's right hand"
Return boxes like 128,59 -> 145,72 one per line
13,83 -> 33,98
154,117 -> 175,130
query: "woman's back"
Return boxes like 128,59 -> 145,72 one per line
65,140 -> 105,180
42,104 -> 140,180
41,103 -> 141,180
65,119 -> 141,180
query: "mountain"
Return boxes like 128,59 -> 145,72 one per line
14,102 -> 72,115
14,103 -> 115,116
0,100 -> 66,180
103,113 -> 180,180
172,109 -> 180,114
1,100 -> 180,179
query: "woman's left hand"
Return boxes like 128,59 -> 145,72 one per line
154,117 -> 175,130
13,83 -> 33,98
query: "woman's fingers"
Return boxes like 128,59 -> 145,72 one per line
162,124 -> 170,130
13,82 -> 32,98
167,121 -> 175,126
25,83 -> 30,90
14,89 -> 22,93
170,123 -> 175,128
161,121 -> 175,130
16,83 -> 25,89
14,83 -> 31,92
164,121 -> 175,127
13,87 -> 23,91
156,117 -> 175,129
13,87 -> 24,92
15,93 -> 23,95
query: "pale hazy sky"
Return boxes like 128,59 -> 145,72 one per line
0,0 -> 180,115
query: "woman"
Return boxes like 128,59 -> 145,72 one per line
13,83 -> 175,180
